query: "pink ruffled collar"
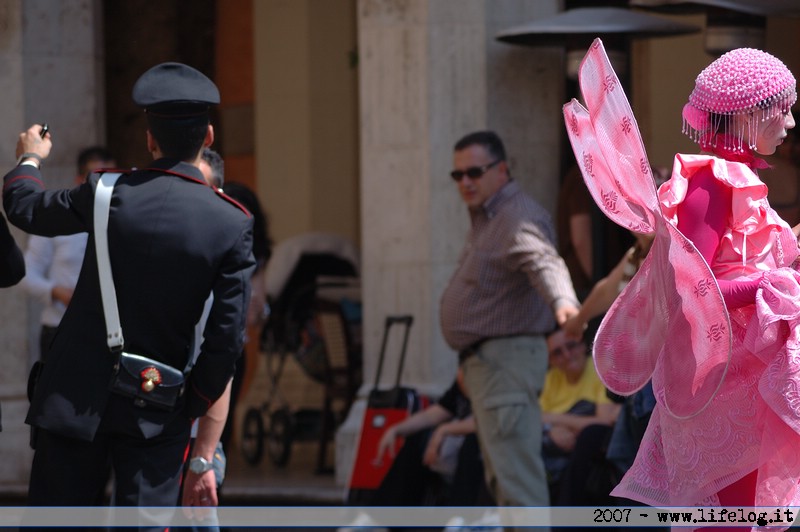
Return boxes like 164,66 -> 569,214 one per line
701,134 -> 770,170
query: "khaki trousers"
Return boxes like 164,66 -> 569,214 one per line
462,335 -> 549,530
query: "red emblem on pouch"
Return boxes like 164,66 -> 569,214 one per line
140,367 -> 162,393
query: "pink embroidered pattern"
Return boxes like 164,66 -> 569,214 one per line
582,152 -> 594,176
570,113 -> 579,136
622,116 -> 632,134
706,322 -> 726,342
613,178 -> 626,198
602,190 -> 619,214
694,278 -> 714,297
603,74 -> 617,93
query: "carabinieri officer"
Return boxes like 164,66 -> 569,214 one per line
4,63 -> 255,522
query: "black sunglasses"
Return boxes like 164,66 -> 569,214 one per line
450,160 -> 501,181
549,340 -> 583,359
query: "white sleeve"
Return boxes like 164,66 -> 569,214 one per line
21,235 -> 55,305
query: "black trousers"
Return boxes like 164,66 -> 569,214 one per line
557,423 -> 615,506
27,401 -> 192,530
370,429 -> 489,506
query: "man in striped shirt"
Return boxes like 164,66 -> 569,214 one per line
440,130 -> 579,523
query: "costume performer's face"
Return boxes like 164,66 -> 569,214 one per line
750,109 -> 796,155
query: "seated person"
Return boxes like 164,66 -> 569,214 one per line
562,231 -> 658,484
370,369 -> 490,506
542,329 -> 620,505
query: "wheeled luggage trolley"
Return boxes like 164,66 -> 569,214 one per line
347,315 -> 425,502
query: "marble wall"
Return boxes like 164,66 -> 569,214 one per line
335,0 -> 563,483
0,7 -> 28,490
0,0 -> 106,488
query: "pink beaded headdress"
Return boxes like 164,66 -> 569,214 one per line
682,48 -> 797,152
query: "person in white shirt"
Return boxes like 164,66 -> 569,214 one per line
22,146 -> 116,360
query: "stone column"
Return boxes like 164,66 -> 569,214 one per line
358,0 -> 561,398
0,0 -> 106,489
336,0 -> 562,483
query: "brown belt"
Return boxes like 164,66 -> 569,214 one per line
458,339 -> 487,363
458,334 -> 542,363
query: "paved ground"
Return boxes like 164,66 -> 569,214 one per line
0,439 -> 346,530
221,438 -> 345,506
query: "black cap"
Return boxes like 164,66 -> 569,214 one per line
132,62 -> 220,116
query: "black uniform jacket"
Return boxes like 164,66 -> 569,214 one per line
0,214 -> 23,288
3,158 -> 255,441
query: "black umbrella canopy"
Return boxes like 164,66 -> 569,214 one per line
495,6 -> 700,46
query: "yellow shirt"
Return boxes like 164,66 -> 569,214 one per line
539,359 -> 610,414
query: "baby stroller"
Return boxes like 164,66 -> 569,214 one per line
241,232 -> 363,473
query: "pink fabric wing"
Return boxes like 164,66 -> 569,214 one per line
562,38 -> 732,419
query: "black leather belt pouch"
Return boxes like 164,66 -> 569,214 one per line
109,352 -> 185,411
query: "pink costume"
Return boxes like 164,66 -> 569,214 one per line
563,41 -> 800,519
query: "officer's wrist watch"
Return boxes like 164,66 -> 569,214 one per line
189,456 -> 213,474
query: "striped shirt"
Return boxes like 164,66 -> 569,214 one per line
440,180 -> 579,352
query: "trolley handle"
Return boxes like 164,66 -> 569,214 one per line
372,315 -> 414,390
385,315 -> 413,326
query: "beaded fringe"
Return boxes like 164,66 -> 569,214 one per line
682,88 -> 796,153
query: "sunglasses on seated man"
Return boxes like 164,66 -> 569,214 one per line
450,159 -> 502,181
549,340 -> 584,359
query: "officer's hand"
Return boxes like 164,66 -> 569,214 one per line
181,469 -> 218,521
16,124 -> 52,161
